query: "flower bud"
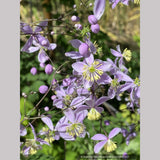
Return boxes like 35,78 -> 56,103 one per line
30,67 -> 37,75
88,15 -> 98,25
39,85 -> 48,94
73,4 -> 76,9
104,120 -> 110,126
45,64 -> 53,75
51,95 -> 56,100
52,79 -> 57,85
79,43 -> 89,56
123,152 -> 128,159
44,106 -> 49,111
71,15 -> 80,22
91,24 -> 100,34
132,132 -> 137,137
89,3 -> 92,7
50,31 -> 54,35
74,24 -> 83,30
40,63 -> 45,68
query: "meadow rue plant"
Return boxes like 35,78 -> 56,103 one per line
20,0 -> 140,157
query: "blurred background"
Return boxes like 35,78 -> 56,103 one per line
20,0 -> 140,159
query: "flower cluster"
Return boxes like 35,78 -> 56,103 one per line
20,0 -> 140,157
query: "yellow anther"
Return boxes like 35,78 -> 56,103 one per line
88,108 -> 101,120
104,139 -> 117,152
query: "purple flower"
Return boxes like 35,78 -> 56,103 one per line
57,109 -> 88,140
39,85 -> 48,94
91,128 -> 121,153
22,123 -> 49,156
21,21 -> 50,52
45,64 -> 53,75
30,67 -> 37,75
91,24 -> 100,34
54,85 -> 86,109
72,55 -> 111,88
65,35 -> 96,60
76,96 -> 109,120
117,72 -> 140,108
110,45 -> 132,66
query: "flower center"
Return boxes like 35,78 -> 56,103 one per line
66,123 -> 85,137
82,61 -> 103,82
87,108 -> 101,120
111,79 -> 119,88
134,77 -> 140,86
123,48 -> 132,62
134,0 -> 140,4
104,139 -> 117,152
44,130 -> 55,143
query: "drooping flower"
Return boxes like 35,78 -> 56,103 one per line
91,128 -> 121,153
76,95 -> 109,120
110,45 -> 132,68
116,71 -> 140,108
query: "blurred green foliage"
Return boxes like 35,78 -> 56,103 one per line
20,0 -> 140,159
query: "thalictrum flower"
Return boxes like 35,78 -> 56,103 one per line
72,55 -> 111,88
110,45 -> 132,67
76,96 -> 109,120
91,128 -> 121,153
21,21 -> 49,52
22,123 -> 49,156
57,109 -> 88,140
53,85 -> 86,109
65,34 -> 96,60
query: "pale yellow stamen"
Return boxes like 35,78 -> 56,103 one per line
104,139 -> 117,152
123,48 -> 132,62
66,123 -> 85,137
82,61 -> 103,82
88,108 -> 101,120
